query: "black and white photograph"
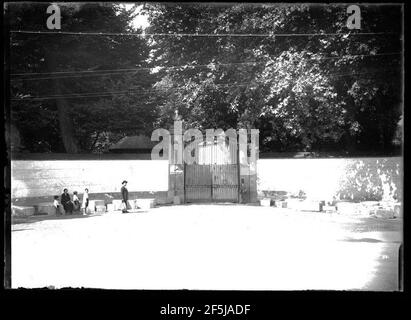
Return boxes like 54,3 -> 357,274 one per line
4,2 -> 403,292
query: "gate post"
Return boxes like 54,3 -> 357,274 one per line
238,129 -> 259,203
168,111 -> 185,204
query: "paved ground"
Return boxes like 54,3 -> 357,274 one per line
11,204 -> 402,291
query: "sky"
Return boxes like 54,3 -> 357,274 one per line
122,3 -> 149,29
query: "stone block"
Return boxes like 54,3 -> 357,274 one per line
394,203 -> 402,218
260,198 -> 271,207
96,205 -> 106,213
88,200 -> 96,212
112,200 -> 123,211
136,198 -> 156,210
372,209 -> 395,219
358,201 -> 380,216
322,205 -> 337,212
94,200 -> 105,207
361,201 -> 380,207
34,203 -> 56,215
12,205 -> 35,217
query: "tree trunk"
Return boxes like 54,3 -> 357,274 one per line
90,131 -> 100,151
47,52 -> 79,153
55,91 -> 79,153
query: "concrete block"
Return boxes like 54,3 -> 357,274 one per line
357,206 -> 375,216
34,203 -> 56,215
273,201 -> 287,208
106,204 -> 115,212
359,201 -> 380,214
361,201 -> 380,207
322,205 -> 337,212
94,200 -> 105,207
260,198 -> 271,207
88,200 -> 96,212
136,198 -> 156,210
12,205 -> 35,217
96,205 -> 106,213
372,209 -> 395,219
112,200 -> 123,211
394,203 -> 402,218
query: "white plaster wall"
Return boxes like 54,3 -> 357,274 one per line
11,160 -> 169,198
257,157 -> 401,201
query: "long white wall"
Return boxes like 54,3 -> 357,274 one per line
11,160 -> 169,198
11,157 -> 402,201
257,157 -> 402,201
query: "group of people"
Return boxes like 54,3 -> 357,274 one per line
52,180 -> 130,215
53,188 -> 89,215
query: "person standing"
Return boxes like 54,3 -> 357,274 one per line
53,195 -> 61,216
82,188 -> 89,215
121,180 -> 129,213
61,188 -> 73,215
72,191 -> 81,213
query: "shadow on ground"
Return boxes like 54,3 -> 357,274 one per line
12,213 -> 96,225
12,210 -> 150,226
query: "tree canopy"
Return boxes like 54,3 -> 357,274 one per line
7,3 -> 157,153
7,3 -> 403,155
143,3 -> 402,153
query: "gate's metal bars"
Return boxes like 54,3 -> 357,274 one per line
184,138 -> 240,203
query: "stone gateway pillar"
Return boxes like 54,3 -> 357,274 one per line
168,111 -> 185,204
238,129 -> 259,204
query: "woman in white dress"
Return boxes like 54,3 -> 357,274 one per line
82,188 -> 89,215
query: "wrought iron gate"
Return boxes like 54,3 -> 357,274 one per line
184,141 -> 239,203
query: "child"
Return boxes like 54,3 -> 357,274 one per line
53,196 -> 60,216
82,188 -> 89,215
73,191 -> 80,213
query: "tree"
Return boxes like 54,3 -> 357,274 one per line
143,3 -> 402,153
337,158 -> 401,201
7,3 -> 157,153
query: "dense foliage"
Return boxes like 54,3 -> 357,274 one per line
7,3 -> 402,154
7,3 -> 157,153
143,3 -> 402,153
